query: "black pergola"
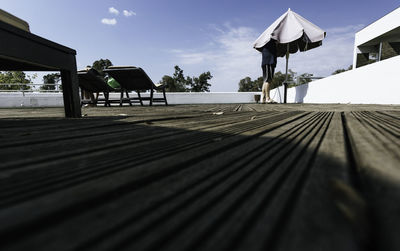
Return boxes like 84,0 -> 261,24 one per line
0,20 -> 81,118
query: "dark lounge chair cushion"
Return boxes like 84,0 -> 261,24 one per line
104,66 -> 165,91
78,68 -> 115,93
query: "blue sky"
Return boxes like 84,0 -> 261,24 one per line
2,0 -> 399,91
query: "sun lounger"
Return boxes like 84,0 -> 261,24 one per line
78,69 -> 114,106
78,68 -> 141,107
104,66 -> 168,106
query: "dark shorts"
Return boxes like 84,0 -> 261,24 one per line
262,64 -> 275,82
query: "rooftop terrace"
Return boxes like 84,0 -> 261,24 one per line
0,104 -> 399,250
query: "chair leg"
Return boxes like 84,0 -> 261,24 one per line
80,89 -> 84,107
61,69 -> 81,118
137,91 -> 143,106
93,92 -> 99,106
104,92 -> 110,107
150,88 -> 153,106
163,88 -> 168,106
126,90 -> 132,106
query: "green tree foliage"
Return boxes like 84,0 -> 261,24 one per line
160,66 -> 187,92
187,71 -> 213,92
331,69 -> 346,75
0,71 -> 31,90
238,77 -> 254,92
92,59 -> 113,76
332,65 -> 353,75
238,77 -> 264,92
172,66 -> 186,89
161,65 -> 213,92
271,71 -> 292,89
169,66 -> 188,92
158,75 -> 176,91
238,70 -> 294,92
41,73 -> 61,91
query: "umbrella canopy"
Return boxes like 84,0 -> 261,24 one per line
253,8 -> 326,57
253,8 -> 326,103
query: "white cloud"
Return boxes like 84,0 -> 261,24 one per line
101,18 -> 117,26
123,10 -> 136,17
169,24 -> 364,91
109,7 -> 119,15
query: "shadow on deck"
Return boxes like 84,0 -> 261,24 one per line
0,104 -> 399,251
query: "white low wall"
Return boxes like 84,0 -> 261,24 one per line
161,92 -> 260,104
0,93 -> 64,107
286,55 -> 400,104
0,92 -> 263,107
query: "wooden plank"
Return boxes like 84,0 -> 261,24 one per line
271,112 -> 369,251
343,111 -> 400,251
0,105 -> 399,250
0,111 -> 308,250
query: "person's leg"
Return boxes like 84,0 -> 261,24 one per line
261,65 -> 268,103
266,65 -> 276,103
265,65 -> 272,101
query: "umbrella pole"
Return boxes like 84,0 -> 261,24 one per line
284,44 -> 289,103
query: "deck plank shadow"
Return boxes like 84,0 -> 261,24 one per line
0,104 -> 399,251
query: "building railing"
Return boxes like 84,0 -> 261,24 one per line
0,83 -> 62,95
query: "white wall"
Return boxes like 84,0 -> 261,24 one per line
287,55 -> 400,104
159,92 -> 261,104
0,93 -> 64,107
0,92 -> 263,107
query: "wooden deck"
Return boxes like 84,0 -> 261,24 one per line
0,104 -> 399,251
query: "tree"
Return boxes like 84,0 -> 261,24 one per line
238,70 -> 296,92
161,65 -> 213,92
41,73 -> 61,91
331,68 -> 346,75
238,77 -> 255,92
272,70 -> 296,89
188,71 -> 212,92
0,71 -> 31,90
158,75 -> 175,91
238,77 -> 263,92
173,66 -> 186,89
92,59 -> 113,76
332,65 -> 353,75
167,65 -> 187,92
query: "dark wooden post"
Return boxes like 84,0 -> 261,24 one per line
284,82 -> 288,104
61,67 -> 81,118
150,88 -> 154,106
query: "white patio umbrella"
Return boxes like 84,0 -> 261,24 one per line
253,8 -> 326,102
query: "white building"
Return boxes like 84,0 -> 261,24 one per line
285,7 -> 400,104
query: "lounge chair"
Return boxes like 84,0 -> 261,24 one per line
78,68 -> 136,107
104,66 -> 168,106
78,68 -> 113,106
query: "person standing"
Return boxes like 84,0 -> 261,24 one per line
261,39 -> 277,103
